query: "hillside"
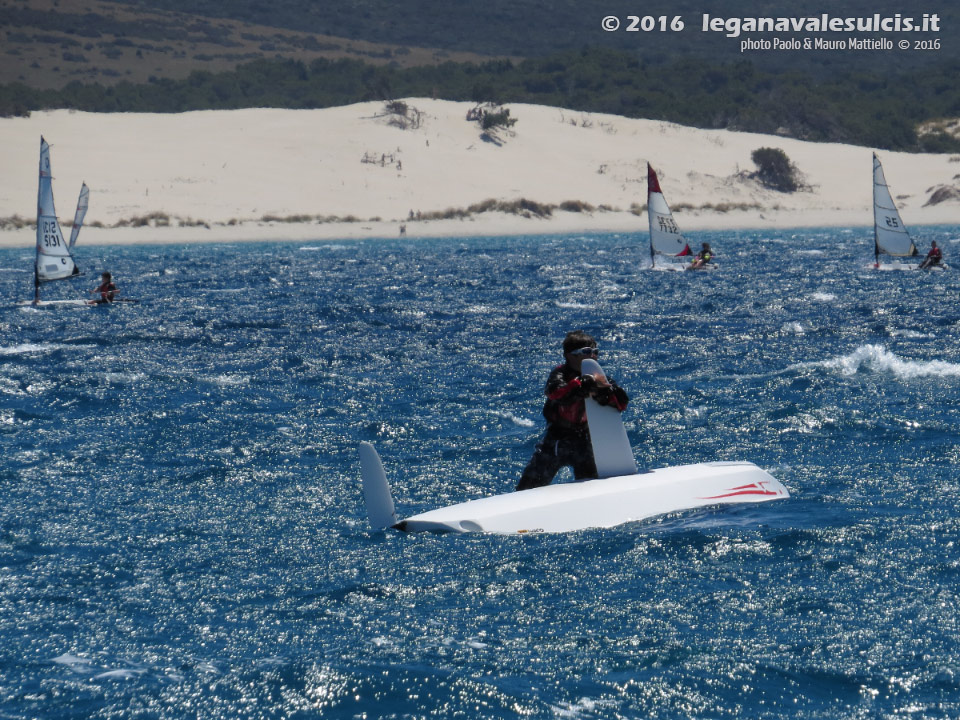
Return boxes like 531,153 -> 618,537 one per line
0,0 -> 502,89
2,0 -> 957,154
3,0 -> 955,92
101,0 -> 957,71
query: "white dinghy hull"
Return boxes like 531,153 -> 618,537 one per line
359,359 -> 788,535
360,442 -> 788,534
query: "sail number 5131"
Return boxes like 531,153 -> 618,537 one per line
40,219 -> 61,247
626,16 -> 684,31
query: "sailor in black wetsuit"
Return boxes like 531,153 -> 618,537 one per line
687,242 -> 713,270
516,331 -> 629,491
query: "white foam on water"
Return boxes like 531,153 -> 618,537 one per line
889,329 -> 933,339
300,244 -> 348,251
52,654 -> 94,673
684,406 -> 709,427
94,669 -> 146,680
554,301 -> 595,309
202,374 -> 251,386
802,344 -> 960,379
494,411 -> 535,428
0,343 -> 81,356
552,697 -> 614,719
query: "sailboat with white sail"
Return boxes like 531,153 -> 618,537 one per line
31,136 -> 84,305
68,182 -> 89,250
872,153 -> 918,269
647,163 -> 692,270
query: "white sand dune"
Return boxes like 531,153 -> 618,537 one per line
1,98 -> 957,247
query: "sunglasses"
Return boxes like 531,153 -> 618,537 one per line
568,346 -> 599,357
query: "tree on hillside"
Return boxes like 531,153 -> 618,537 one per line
466,103 -> 516,144
382,100 -> 423,129
481,107 -> 515,131
750,147 -> 806,192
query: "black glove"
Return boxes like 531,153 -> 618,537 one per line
578,375 -> 597,395
594,386 -> 612,403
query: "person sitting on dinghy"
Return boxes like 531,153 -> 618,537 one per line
918,241 -> 942,270
89,271 -> 116,304
687,242 -> 713,271
516,331 -> 629,491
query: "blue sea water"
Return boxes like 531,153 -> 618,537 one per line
1,227 -> 960,719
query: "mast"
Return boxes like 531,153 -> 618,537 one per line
647,163 -> 656,268
34,136 -> 44,304
872,153 -> 880,267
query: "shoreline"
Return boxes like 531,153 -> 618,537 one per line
2,100 -> 959,249
1,207 -> 959,249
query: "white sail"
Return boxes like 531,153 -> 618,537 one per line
36,137 -> 79,286
647,163 -> 691,266
68,182 -> 89,249
873,153 -> 917,260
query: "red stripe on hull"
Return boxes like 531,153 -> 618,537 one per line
700,482 -> 782,500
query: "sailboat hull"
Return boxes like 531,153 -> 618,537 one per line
394,461 -> 788,534
16,299 -> 90,308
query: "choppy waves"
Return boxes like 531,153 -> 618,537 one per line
2,228 -> 960,719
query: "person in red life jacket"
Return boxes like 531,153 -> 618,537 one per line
919,240 -> 942,270
516,331 -> 629,491
89,271 -> 116,304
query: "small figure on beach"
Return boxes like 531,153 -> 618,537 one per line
516,331 -> 629,491
687,242 -> 713,271
918,241 -> 942,270
89,271 -> 116,304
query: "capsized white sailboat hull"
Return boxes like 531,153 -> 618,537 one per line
396,462 -> 786,534
359,358 -> 787,535
361,442 -> 788,534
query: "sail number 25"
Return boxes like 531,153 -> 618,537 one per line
40,220 -> 61,247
